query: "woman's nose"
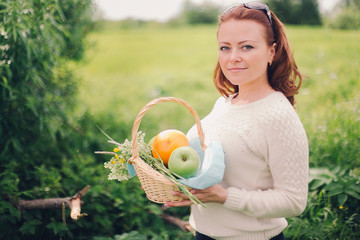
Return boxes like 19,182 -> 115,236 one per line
230,50 -> 242,62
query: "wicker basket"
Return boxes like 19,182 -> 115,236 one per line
128,97 -> 206,203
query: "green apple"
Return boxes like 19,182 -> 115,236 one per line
168,146 -> 200,178
148,136 -> 155,147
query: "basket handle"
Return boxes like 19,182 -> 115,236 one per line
129,97 -> 206,164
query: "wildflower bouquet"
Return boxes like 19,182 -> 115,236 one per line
96,130 -> 204,206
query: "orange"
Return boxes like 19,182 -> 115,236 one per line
152,129 -> 189,166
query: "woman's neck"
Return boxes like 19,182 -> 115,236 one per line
232,81 -> 275,105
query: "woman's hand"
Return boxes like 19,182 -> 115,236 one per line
164,184 -> 228,207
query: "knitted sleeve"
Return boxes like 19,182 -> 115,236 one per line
223,104 -> 309,218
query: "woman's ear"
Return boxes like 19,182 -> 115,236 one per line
269,43 -> 277,65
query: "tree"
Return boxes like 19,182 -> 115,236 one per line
0,1 -> 193,239
298,0 -> 322,25
181,0 -> 220,24
340,0 -> 360,9
266,0 -> 295,23
328,0 -> 360,29
0,0 -> 95,238
266,0 -> 322,25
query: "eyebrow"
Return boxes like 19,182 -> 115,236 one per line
218,40 -> 257,45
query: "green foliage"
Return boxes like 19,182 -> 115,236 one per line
0,0 -> 98,239
285,167 -> 360,239
266,0 -> 322,25
75,25 -> 218,139
309,167 -> 360,208
324,0 -> 360,30
328,7 -> 360,30
94,229 -> 193,240
180,0 -> 220,25
339,0 -> 360,9
101,19 -> 164,30
287,26 -> 360,170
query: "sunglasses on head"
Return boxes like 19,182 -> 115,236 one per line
223,2 -> 273,28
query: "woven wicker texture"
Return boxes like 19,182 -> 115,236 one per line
128,97 -> 206,203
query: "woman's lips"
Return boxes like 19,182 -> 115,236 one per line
228,67 -> 247,72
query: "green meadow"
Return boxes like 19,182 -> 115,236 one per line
75,25 -> 220,136
75,23 -> 360,238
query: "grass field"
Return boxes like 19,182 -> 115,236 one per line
75,24 -> 219,136
75,23 -> 360,239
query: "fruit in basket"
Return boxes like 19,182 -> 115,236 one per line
152,129 -> 189,166
168,146 -> 200,178
148,136 -> 155,146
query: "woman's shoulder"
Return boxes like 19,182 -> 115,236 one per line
263,92 -> 297,114
186,95 -> 227,139
260,92 -> 305,129
210,95 -> 231,113
214,94 -> 231,105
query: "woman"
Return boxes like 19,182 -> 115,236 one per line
165,3 -> 309,240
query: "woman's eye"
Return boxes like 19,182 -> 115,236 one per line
242,45 -> 253,50
219,46 -> 230,51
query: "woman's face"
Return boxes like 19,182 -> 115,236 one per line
217,19 -> 275,88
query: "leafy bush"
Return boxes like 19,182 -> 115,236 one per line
285,167 -> 360,239
0,1 -> 196,236
309,167 -> 360,209
0,0 -> 98,239
328,7 -> 360,30
180,1 -> 219,25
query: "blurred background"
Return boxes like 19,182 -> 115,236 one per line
1,0 -> 359,239
93,0 -> 338,22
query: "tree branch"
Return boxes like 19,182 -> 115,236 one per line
18,185 -> 90,220
160,206 -> 195,235
16,185 -> 195,232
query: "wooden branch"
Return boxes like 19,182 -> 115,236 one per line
17,185 -> 195,232
19,197 -> 72,209
70,185 -> 90,220
18,185 -> 90,220
160,206 -> 195,235
161,213 -> 194,233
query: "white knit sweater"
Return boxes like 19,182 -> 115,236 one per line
186,92 -> 309,240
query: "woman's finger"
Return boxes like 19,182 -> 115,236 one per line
164,199 -> 193,207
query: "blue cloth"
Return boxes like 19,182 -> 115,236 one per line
179,137 -> 225,189
126,137 -> 225,188
127,163 -> 137,177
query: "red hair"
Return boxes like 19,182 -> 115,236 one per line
214,5 -> 303,106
